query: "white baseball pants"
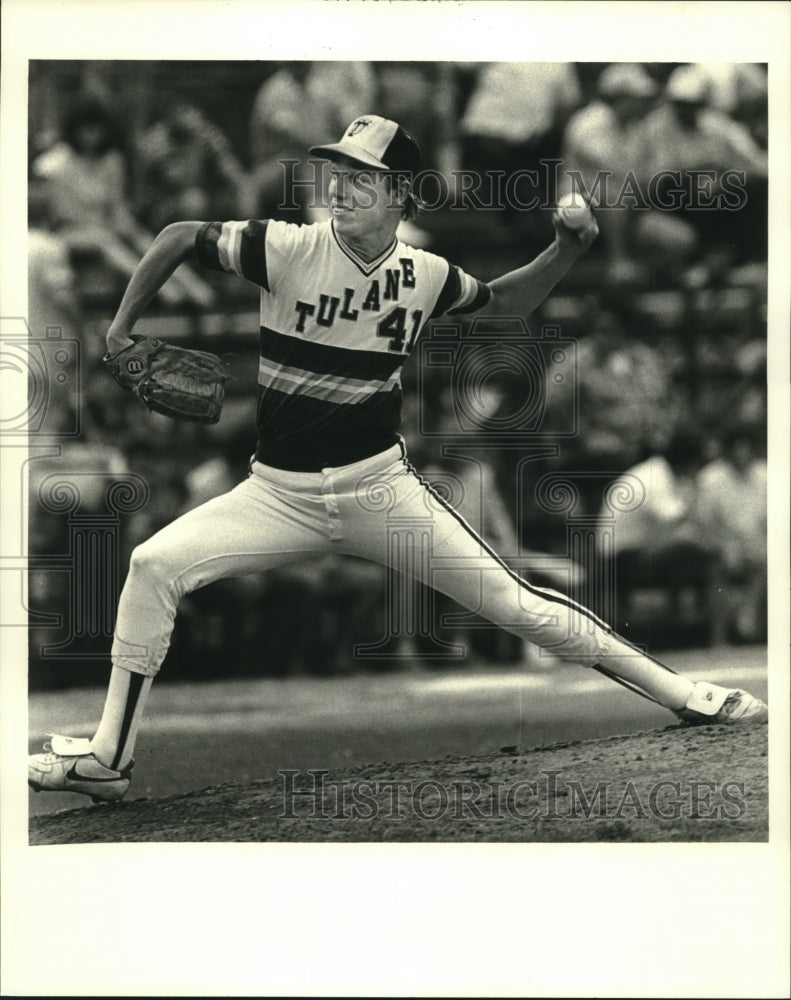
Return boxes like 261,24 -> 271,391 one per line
112,441 -> 631,677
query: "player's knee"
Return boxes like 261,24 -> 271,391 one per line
128,539 -> 172,582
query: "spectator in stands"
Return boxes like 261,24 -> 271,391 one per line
461,62 -> 581,168
694,63 -> 768,144
460,63 -> 581,234
376,62 -> 460,179
698,425 -> 767,642
181,456 -> 238,513
374,61 -> 461,248
540,308 -> 680,479
248,61 -> 375,222
32,94 -> 212,308
597,428 -> 715,633
28,180 -> 81,342
640,64 -> 767,177
634,63 -> 768,279
560,63 -> 659,283
136,98 -> 248,232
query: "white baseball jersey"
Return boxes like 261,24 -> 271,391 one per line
195,218 -> 490,469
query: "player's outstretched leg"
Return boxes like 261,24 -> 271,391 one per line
29,473 -> 331,803
441,559 -> 767,725
437,538 -> 769,725
345,453 -> 767,727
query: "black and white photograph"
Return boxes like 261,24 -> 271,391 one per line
1,1 -> 789,997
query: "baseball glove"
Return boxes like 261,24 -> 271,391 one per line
103,335 -> 228,424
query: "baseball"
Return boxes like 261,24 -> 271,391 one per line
556,193 -> 593,231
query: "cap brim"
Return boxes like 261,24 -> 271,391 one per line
308,140 -> 389,170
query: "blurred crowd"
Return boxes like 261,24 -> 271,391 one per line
27,60 -> 768,686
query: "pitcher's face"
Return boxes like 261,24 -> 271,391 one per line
328,159 -> 403,241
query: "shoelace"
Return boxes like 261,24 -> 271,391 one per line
719,691 -> 742,717
36,750 -> 92,765
38,743 -> 74,763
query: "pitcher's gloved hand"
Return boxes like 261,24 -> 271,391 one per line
103,335 -> 229,424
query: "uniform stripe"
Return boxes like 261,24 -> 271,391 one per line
454,270 -> 479,309
228,222 -> 244,274
217,221 -> 245,274
430,265 -> 462,319
196,220 -> 271,290
255,386 -> 402,468
397,443 -> 679,689
195,221 -> 222,270
111,671 -> 145,771
450,274 -> 491,315
215,223 -> 233,272
239,220 -> 270,290
259,357 -> 401,403
261,326 -> 405,381
430,264 -> 491,319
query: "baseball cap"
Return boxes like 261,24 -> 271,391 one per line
598,63 -> 658,99
666,65 -> 709,104
309,115 -> 422,173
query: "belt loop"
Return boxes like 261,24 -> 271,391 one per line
321,468 -> 343,540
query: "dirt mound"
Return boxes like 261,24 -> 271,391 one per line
29,722 -> 768,844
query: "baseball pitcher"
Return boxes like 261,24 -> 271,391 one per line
29,115 -> 767,804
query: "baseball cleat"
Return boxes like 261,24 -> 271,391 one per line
676,682 -> 768,726
712,688 -> 769,724
28,734 -> 133,804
